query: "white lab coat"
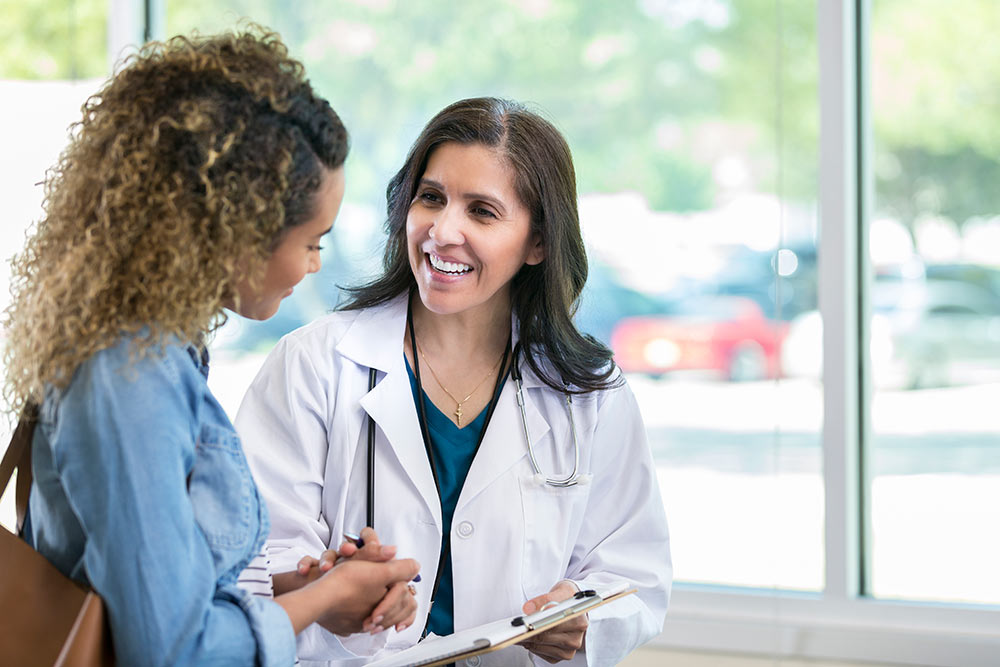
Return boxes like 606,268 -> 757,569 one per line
236,296 -> 671,667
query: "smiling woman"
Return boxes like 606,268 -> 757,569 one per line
236,97 -> 671,666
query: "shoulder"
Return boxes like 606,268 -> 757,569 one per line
65,335 -> 203,400
268,297 -> 407,372
43,335 -> 204,458
280,309 -> 362,351
524,346 -> 627,409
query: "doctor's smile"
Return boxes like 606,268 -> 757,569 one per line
427,252 -> 473,276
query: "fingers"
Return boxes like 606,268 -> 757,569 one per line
296,555 -> 319,576
382,557 -> 421,584
341,527 -> 397,562
318,549 -> 338,572
364,580 -> 418,634
521,628 -> 586,663
523,580 -> 577,614
337,541 -> 359,557
359,526 -> 381,548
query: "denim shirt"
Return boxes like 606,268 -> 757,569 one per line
25,337 -> 296,666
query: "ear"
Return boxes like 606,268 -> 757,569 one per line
524,233 -> 545,266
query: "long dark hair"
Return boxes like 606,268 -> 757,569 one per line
341,97 -> 618,394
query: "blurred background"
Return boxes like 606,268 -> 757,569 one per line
2,1 -> 998,664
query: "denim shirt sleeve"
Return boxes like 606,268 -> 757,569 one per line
41,342 -> 295,666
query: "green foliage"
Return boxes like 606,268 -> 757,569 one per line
0,0 -> 107,79
872,0 -> 1000,227
9,0 -> 1000,228
166,0 -> 742,213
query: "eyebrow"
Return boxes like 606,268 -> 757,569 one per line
315,226 -> 333,237
419,178 -> 509,216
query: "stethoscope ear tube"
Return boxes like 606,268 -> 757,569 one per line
512,343 -> 581,487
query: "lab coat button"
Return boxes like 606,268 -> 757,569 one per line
467,657 -> 481,667
457,520 -> 474,538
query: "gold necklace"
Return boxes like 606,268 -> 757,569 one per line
417,343 -> 505,427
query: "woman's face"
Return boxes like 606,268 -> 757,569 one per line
234,165 -> 345,320
406,142 -> 544,320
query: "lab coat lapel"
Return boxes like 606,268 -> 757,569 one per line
456,366 -> 551,512
360,365 -> 442,528
338,297 -> 442,528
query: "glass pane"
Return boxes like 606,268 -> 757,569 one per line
870,0 -> 1000,605
168,0 -> 822,590
0,1 -> 109,531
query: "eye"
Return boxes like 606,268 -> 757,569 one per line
308,244 -> 324,252
471,205 -> 498,220
418,189 -> 444,205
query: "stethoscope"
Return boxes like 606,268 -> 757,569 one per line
363,339 -> 583,527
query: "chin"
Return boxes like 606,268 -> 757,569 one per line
238,301 -> 280,321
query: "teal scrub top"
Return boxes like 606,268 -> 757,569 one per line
405,358 -> 507,636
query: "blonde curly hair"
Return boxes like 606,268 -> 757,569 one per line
3,27 -> 348,416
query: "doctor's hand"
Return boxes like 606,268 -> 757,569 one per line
519,581 -> 589,664
294,527 -> 398,580
315,557 -> 420,636
336,526 -> 398,562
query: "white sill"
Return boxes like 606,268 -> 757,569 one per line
654,586 -> 1000,666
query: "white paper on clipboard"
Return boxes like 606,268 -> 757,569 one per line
364,581 -> 631,667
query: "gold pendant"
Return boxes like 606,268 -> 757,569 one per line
455,403 -> 463,427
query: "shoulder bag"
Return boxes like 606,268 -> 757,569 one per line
0,404 -> 114,666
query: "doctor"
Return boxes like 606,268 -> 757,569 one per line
237,97 -> 671,666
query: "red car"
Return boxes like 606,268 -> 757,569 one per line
610,296 -> 787,381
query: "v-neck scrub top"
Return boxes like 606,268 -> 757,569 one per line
405,358 -> 507,636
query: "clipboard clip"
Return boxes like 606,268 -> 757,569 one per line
510,589 -> 601,630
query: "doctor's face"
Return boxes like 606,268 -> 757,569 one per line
406,142 -> 544,320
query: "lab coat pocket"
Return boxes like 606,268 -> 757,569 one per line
189,423 -> 253,565
518,474 -> 590,599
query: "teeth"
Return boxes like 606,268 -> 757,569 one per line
429,253 -> 472,274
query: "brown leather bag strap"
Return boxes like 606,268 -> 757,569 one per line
0,402 -> 39,535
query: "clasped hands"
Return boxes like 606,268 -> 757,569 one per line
293,529 -> 587,663
288,527 -> 419,637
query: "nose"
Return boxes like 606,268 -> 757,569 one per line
308,252 -> 322,275
429,203 -> 465,246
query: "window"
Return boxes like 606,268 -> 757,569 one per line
870,0 -> 1000,606
2,2 -> 998,663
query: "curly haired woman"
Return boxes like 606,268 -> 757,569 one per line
2,28 -> 418,666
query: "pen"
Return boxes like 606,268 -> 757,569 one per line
342,531 -> 365,549
343,531 -> 421,582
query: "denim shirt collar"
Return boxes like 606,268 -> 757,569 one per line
186,345 -> 210,379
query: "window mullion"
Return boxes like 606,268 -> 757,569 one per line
818,0 -> 862,603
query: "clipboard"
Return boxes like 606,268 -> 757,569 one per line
365,583 -> 636,667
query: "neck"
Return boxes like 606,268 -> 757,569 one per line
409,294 -> 511,362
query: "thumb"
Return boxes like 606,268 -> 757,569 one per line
385,557 -> 421,584
522,593 -> 552,615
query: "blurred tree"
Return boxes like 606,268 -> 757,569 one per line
872,0 -> 1000,231
167,0 -> 729,213
0,0 -> 106,79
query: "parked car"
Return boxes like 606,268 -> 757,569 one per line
611,295 -> 787,381
782,277 -> 1000,389
678,243 -> 818,321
